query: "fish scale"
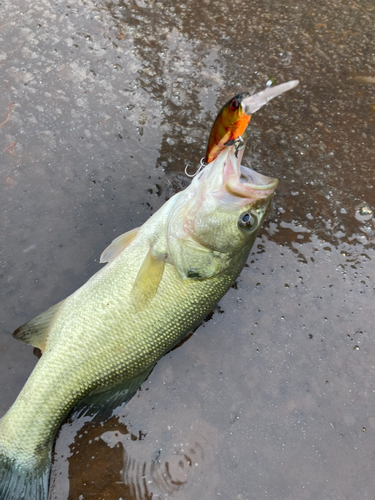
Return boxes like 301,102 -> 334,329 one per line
0,225 -> 242,470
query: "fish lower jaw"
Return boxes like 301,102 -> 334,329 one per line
225,176 -> 278,199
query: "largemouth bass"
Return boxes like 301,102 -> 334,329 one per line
0,80 -> 298,500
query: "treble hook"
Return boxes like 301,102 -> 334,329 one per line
184,158 -> 207,178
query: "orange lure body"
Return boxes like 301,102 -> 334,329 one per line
205,92 -> 251,164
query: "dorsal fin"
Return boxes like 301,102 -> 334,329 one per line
130,247 -> 166,312
12,301 -> 63,353
100,227 -> 140,264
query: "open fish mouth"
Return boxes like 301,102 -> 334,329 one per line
239,164 -> 278,190
225,165 -> 278,199
187,145 -> 278,209
222,150 -> 278,201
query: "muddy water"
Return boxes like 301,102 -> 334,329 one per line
0,0 -> 374,498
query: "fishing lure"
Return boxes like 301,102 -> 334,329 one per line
205,80 -> 299,164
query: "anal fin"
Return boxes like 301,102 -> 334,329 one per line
72,366 -> 154,421
13,301 -> 63,353
130,247 -> 166,312
100,227 -> 140,264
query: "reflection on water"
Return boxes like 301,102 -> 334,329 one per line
51,411 -> 213,499
104,426 -> 203,498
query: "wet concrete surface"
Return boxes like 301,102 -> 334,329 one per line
0,0 -> 374,498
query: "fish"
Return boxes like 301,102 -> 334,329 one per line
205,80 -> 299,164
0,80 -> 297,500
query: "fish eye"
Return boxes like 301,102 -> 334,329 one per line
230,99 -> 240,111
238,212 -> 256,228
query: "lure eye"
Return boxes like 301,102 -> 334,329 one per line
238,212 -> 256,228
230,99 -> 240,111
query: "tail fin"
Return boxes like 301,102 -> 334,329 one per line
0,452 -> 50,500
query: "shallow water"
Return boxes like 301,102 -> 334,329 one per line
0,0 -> 374,498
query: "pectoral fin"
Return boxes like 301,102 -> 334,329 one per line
13,301 -> 63,352
130,247 -> 166,312
100,227 -> 140,264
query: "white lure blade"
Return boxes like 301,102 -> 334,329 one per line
241,80 -> 299,115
